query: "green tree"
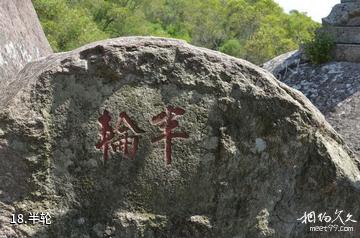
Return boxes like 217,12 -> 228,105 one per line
242,14 -> 297,64
304,31 -> 335,64
33,0 -> 108,52
32,0 -> 320,65
286,10 -> 320,45
220,39 -> 243,58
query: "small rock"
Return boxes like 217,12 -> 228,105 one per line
77,217 -> 85,225
255,138 -> 267,153
92,223 -> 104,238
190,215 -> 212,229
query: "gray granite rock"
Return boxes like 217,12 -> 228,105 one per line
322,26 -> 360,44
0,0 -> 52,85
321,1 -> 360,62
323,2 -> 360,26
1,37 -> 359,238
332,44 -> 360,62
264,53 -> 360,163
261,50 -> 303,80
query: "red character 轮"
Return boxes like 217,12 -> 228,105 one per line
95,109 -> 114,161
111,112 -> 144,159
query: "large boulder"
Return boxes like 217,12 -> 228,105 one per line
261,50 -> 303,80
1,37 -> 360,238
263,53 -> 360,163
0,0 -> 52,84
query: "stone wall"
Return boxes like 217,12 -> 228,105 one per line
322,0 -> 360,62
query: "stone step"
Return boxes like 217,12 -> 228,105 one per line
323,26 -> 360,44
332,43 -> 360,62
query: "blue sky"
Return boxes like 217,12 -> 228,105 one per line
274,0 -> 340,23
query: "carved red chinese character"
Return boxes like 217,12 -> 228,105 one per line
111,112 -> 145,159
95,109 -> 114,161
96,110 -> 144,161
151,106 -> 189,165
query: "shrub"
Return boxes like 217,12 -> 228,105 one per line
219,39 -> 243,58
304,30 -> 335,64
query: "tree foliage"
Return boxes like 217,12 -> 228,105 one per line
304,31 -> 335,64
32,0 -> 320,64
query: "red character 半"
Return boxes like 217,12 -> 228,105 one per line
151,106 -> 189,165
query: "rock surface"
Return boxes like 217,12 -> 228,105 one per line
0,0 -> 52,85
1,37 -> 360,238
323,0 -> 360,27
261,50 -> 303,80
263,52 -> 360,162
322,0 -> 360,62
